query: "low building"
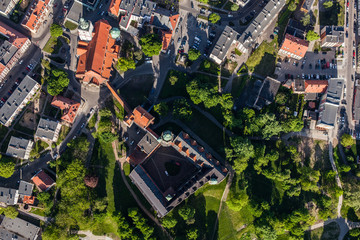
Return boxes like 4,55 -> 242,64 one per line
231,0 -> 250,7
6,136 -> 33,160
74,0 -> 100,11
278,33 -> 309,60
209,26 -> 240,65
0,0 -> 20,17
51,95 -> 80,124
18,181 -> 34,200
64,1 -> 83,26
300,0 -> 315,13
124,106 -> 155,129
0,216 -> 40,240
0,76 -> 40,127
353,86 -> 360,123
31,170 -> 55,192
293,79 -> 328,94
237,0 -> 286,53
21,0 -> 52,33
246,76 -> 281,110
320,26 -> 345,48
34,118 -> 61,142
316,78 -> 344,130
76,19 -> 120,85
0,22 -> 31,82
0,187 -> 19,206
78,18 -> 94,41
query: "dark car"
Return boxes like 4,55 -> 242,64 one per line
309,63 -> 312,69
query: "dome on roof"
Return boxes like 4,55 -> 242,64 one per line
110,27 -> 121,39
79,18 -> 89,30
161,130 -> 173,142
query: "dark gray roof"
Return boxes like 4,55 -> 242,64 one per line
0,228 -> 26,240
132,0 -> 155,17
119,12 -> 132,29
18,181 -> 34,198
238,0 -> 285,51
0,187 -> 18,205
35,118 -> 60,141
294,79 -> 305,92
138,131 -> 159,154
0,76 -> 39,126
0,40 -> 17,66
246,77 -> 281,109
0,217 -> 40,240
354,86 -> 360,121
0,0 -> 14,14
326,78 -> 343,104
322,26 -> 344,45
151,7 -> 176,31
317,102 -> 338,127
210,26 -> 240,63
6,136 -> 33,159
66,1 -> 83,23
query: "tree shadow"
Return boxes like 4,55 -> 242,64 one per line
253,52 -> 276,78
320,222 -> 340,240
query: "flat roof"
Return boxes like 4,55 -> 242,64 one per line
210,26 -> 239,62
0,217 -> 40,240
35,118 -> 60,141
6,136 -> 32,159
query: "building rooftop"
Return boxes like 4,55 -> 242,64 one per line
66,1 -> 83,23
22,0 -> 50,32
31,170 -> 55,192
0,187 -> 18,205
76,19 -> 120,85
322,26 -> 344,44
326,78 -> 344,105
34,118 -> 60,141
138,131 -> 159,154
125,106 -> 155,128
354,86 -> 360,121
301,0 -> 315,11
51,95 -> 80,124
209,26 -> 239,63
18,181 -> 34,198
280,33 -> 309,58
6,136 -> 33,159
0,76 -> 39,126
317,102 -> 338,127
246,77 -> 281,109
0,217 -> 40,240
108,0 -> 121,16
304,80 -> 328,93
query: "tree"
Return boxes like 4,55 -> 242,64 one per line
99,132 -> 117,143
169,75 -> 178,85
188,48 -> 201,61
227,190 -> 249,211
178,206 -> 195,224
162,216 -> 177,229
226,137 -> 254,160
50,24 -> 63,37
203,60 -> 211,69
154,102 -> 169,116
341,134 -> 355,148
0,206 -> 19,219
288,1 -> 297,11
186,229 -> 198,240
301,14 -> 311,26
209,13 -> 221,24
275,92 -> 288,105
323,0 -> 333,8
47,69 -> 69,96
306,30 -> 320,41
117,57 -> 136,72
283,118 -> 304,133
139,34 -> 162,57
0,156 -> 15,178
134,50 -> 143,61
349,228 -> 360,237
231,3 -> 239,11
172,99 -> 192,120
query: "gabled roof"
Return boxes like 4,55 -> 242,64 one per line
0,217 -> 40,240
108,0 -> 122,16
161,30 -> 172,50
22,0 -> 50,31
51,96 -> 80,124
132,106 -> 155,128
31,170 -> 55,192
280,33 -> 309,58
304,80 -> 328,93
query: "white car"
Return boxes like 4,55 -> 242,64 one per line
18,60 -> 23,64
53,154 -> 58,159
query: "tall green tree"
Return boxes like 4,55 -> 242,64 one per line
0,206 -> 19,219
172,99 -> 192,120
341,133 -> 355,147
117,57 -> 136,72
178,206 -> 195,224
323,0 -> 333,8
154,102 -> 169,116
288,1 -> 297,11
47,69 -> 69,96
231,3 -> 239,11
0,156 -> 15,178
306,30 -> 320,41
188,48 -> 201,61
139,34 -> 162,57
50,24 -> 63,37
209,13 -> 221,24
301,14 -> 311,26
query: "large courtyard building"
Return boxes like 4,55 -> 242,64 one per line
316,79 -> 344,130
0,76 -> 39,127
21,0 -> 52,33
76,19 -> 120,85
0,0 -> 20,17
0,22 -> 31,82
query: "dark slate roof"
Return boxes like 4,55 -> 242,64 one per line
66,1 -> 83,23
0,187 -> 18,205
354,86 -> 360,121
322,26 -> 344,45
210,26 -> 239,62
326,78 -> 343,105
0,217 -> 40,240
35,118 -> 60,141
6,136 -> 32,159
0,40 -> 17,66
0,0 -> 14,14
137,131 -> 159,154
0,228 -> 26,240
294,79 -> 305,92
18,181 -> 34,198
246,77 -> 281,109
0,76 -> 39,126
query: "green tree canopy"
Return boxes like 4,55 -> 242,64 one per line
275,92 -> 288,105
178,206 -> 195,224
169,75 -> 178,85
306,30 -> 320,41
231,3 -> 239,11
341,133 -> 355,147
288,1 -> 297,11
117,57 -> 136,72
47,69 -> 69,96
0,156 -> 15,178
227,189 -> 249,211
50,24 -> 63,37
172,99 -> 192,120
139,34 -> 162,57
0,206 -> 19,219
323,0 -> 333,8
188,48 -> 201,61
186,229 -> 198,240
301,14 -> 311,26
209,13 -> 221,24
154,102 -> 169,116
162,216 -> 177,229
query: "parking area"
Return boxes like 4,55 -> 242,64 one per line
276,51 -> 338,82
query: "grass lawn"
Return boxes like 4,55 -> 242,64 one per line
231,74 -> 249,98
185,108 -> 227,158
43,36 -> 63,54
88,112 -> 97,129
29,208 -> 46,217
119,74 -> 154,108
198,0 -> 227,8
155,122 -> 183,136
245,39 -> 278,77
199,60 -> 220,76
221,60 -> 238,77
319,0 -> 344,26
56,125 -> 70,145
64,20 -> 78,30
159,70 -> 189,99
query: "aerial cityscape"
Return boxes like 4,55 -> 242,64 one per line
0,0 -> 359,239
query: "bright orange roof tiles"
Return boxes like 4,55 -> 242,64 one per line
161,30 -> 172,50
0,21 -> 28,50
76,19 -> 119,85
108,0 -> 121,16
133,106 -> 155,128
23,196 -> 35,205
31,170 -> 55,192
304,80 -> 328,93
51,96 -> 80,124
169,14 -> 179,31
22,0 -> 50,32
280,34 -> 309,59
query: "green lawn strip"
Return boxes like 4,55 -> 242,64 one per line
56,125 -> 70,145
29,208 -> 46,216
88,112 -> 97,129
159,70 -> 189,99
231,74 -> 248,98
199,60 -> 220,76
43,36 -> 63,54
64,20 -> 78,30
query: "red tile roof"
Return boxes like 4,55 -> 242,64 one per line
51,96 -> 80,124
0,22 -> 29,49
304,80 -> 328,93
31,170 -> 55,192
23,196 -> 35,205
76,20 -> 119,85
280,34 -> 309,59
169,14 -> 179,31
132,106 -> 155,128
108,0 -> 121,16
161,30 -> 172,50
22,0 -> 50,32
